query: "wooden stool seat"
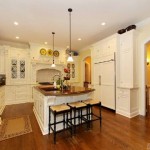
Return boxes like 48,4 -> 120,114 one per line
50,104 -> 70,112
68,102 -> 86,108
83,99 -> 101,105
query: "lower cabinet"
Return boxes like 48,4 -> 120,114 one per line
5,85 -> 31,105
0,86 -> 5,114
33,88 -> 44,124
116,88 -> 139,118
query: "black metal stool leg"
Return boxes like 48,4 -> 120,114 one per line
99,102 -> 102,127
74,109 -> 76,134
49,107 -> 51,134
54,111 -> 56,144
63,112 -> 65,129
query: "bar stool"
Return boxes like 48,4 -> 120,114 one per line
82,99 -> 102,128
67,101 -> 89,134
49,104 -> 72,144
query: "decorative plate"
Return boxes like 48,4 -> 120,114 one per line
47,49 -> 53,56
40,48 -> 46,55
53,50 -> 59,57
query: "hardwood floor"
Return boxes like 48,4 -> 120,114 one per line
0,103 -> 150,150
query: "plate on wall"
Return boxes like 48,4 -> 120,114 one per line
40,48 -> 47,55
47,49 -> 53,56
53,50 -> 59,57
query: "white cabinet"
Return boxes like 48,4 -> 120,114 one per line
5,47 -> 30,85
117,30 -> 138,88
92,34 -> 117,110
116,88 -> 139,118
0,86 -> 5,114
33,88 -> 44,124
92,35 -> 117,62
5,85 -> 31,104
0,47 -> 5,74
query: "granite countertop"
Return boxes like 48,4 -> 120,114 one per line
35,85 -> 95,96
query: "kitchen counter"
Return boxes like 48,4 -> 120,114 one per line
33,85 -> 95,135
35,85 -> 95,96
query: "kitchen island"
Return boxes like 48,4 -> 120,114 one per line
33,86 -> 95,135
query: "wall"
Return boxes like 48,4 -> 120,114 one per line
85,57 -> 91,83
135,17 -> 150,115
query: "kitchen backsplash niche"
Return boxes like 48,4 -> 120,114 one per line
36,69 -> 61,83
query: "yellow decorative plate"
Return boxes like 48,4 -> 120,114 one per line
47,49 -> 53,56
40,48 -> 46,55
53,50 -> 59,57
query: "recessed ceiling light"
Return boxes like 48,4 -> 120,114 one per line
16,36 -> 19,39
44,42 -> 47,45
78,38 -> 82,41
14,22 -> 19,26
101,22 -> 106,26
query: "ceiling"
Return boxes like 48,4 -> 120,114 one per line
0,0 -> 150,51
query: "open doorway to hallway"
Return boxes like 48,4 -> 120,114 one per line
84,56 -> 91,88
145,42 -> 150,116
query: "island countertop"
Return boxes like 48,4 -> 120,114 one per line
34,85 -> 95,96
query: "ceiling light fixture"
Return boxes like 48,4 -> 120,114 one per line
101,22 -> 106,26
67,8 -> 74,62
44,42 -> 47,45
14,22 -> 19,26
16,36 -> 19,39
78,38 -> 82,41
51,32 -> 56,68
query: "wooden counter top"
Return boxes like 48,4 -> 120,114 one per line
35,86 -> 95,96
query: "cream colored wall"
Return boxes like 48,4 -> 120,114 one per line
78,49 -> 91,86
136,18 -> 150,115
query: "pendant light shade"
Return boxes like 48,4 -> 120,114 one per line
51,32 -> 56,67
67,8 -> 74,62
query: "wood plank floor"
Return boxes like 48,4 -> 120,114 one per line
0,103 -> 150,150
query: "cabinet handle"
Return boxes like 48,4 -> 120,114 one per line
99,75 -> 101,85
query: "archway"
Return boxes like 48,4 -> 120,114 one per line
83,56 -> 91,88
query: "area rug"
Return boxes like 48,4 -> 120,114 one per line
0,116 -> 32,141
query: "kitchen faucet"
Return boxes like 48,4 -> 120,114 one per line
53,74 -> 64,90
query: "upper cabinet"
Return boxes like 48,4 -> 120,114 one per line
5,46 -> 30,85
92,34 -> 117,63
0,47 -> 5,74
117,30 -> 138,88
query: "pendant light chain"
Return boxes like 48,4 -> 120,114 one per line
52,32 -> 55,64
51,32 -> 56,67
67,8 -> 73,62
69,9 -> 72,56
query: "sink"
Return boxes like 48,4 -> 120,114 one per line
40,87 -> 59,92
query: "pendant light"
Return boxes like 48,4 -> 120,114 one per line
51,32 -> 56,67
67,8 -> 74,62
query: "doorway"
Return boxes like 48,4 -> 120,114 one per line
84,56 -> 91,88
145,42 -> 150,116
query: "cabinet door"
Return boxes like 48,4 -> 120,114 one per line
93,63 -> 101,85
0,86 -> 5,111
118,30 -> 136,88
101,61 -> 115,110
93,84 -> 101,100
0,49 -> 5,74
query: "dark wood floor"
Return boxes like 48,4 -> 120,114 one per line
1,103 -> 150,150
